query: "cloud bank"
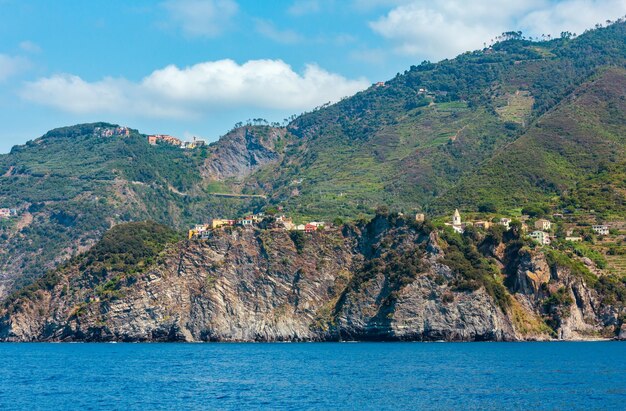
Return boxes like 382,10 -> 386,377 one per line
20,59 -> 369,118
370,0 -> 626,60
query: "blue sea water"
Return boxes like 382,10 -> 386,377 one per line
0,342 -> 624,410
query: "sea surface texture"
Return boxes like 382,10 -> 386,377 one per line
0,342 -> 624,410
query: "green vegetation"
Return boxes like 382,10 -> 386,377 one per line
4,221 -> 179,311
441,230 -> 511,310
289,230 -> 306,254
0,123 -> 266,290
545,249 -> 597,286
1,22 -> 626,296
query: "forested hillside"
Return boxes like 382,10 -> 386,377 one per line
0,124 -> 277,295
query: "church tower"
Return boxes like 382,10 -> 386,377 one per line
453,209 -> 461,226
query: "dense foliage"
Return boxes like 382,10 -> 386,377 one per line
4,221 -> 179,311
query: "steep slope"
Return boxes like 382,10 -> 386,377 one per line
201,126 -> 288,181
0,124 -> 280,297
437,67 -> 626,212
1,21 -> 625,300
242,22 -> 626,219
1,214 -> 624,342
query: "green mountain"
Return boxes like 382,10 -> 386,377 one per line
436,67 -> 626,215
0,21 -> 625,298
245,22 -> 626,219
0,125 -> 275,293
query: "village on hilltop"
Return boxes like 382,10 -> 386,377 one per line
147,134 -> 207,149
190,207 -> 618,250
443,209 -> 612,246
94,126 -> 131,137
93,125 -> 207,150
188,213 -> 328,239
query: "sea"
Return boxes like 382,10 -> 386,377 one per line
0,342 -> 624,410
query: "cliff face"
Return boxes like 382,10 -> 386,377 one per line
0,217 -> 623,342
505,245 -> 625,340
201,126 -> 287,181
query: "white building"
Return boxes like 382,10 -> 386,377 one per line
499,218 -> 512,229
239,218 -> 254,227
592,225 -> 609,235
529,231 -> 551,245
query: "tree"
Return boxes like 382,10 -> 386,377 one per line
478,202 -> 497,213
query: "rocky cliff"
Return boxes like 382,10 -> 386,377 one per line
201,126 -> 287,181
0,216 -> 623,342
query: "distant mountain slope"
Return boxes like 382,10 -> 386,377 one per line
241,22 -> 626,219
0,124 -> 277,296
0,22 -> 625,299
436,67 -> 626,212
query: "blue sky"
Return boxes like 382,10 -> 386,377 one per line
0,0 -> 624,152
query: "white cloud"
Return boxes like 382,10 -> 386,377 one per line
255,19 -> 303,44
288,0 -> 321,16
162,0 -> 239,37
19,41 -> 42,53
0,54 -> 30,82
20,59 -> 369,118
369,0 -> 626,61
519,0 -> 626,36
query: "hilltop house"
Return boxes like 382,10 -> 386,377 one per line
529,231 -> 551,245
183,136 -> 207,149
415,213 -> 425,222
305,223 -> 317,233
474,221 -> 492,230
95,126 -> 130,137
499,218 -> 512,229
0,208 -> 17,218
534,219 -> 552,231
188,224 -> 210,239
238,217 -> 254,227
592,225 -> 609,235
211,219 -> 235,229
276,215 -> 295,231
148,134 -> 182,147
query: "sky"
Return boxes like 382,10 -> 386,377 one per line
0,0 -> 624,153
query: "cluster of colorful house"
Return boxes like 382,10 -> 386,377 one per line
189,214 -> 327,239
94,126 -> 131,137
0,208 -> 18,219
147,135 -> 207,149
441,209 -> 611,245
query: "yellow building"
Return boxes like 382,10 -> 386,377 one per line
211,219 -> 235,229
